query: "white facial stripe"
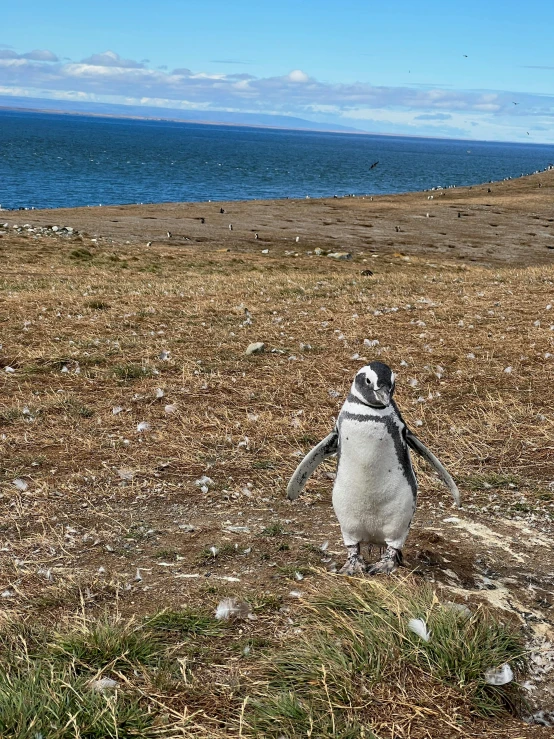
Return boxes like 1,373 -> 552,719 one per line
350,384 -> 367,402
363,368 -> 379,388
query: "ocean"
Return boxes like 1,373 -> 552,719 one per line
1,109 -> 554,210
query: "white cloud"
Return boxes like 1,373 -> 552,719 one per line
288,69 -> 309,83
80,51 -> 144,69
22,49 -> 59,62
1,49 -> 554,141
0,48 -> 58,62
415,113 -> 452,120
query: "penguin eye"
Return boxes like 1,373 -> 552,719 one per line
365,378 -> 372,386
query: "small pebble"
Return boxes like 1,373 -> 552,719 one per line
245,342 -> 265,355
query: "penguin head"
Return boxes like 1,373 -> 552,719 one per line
353,362 -> 395,408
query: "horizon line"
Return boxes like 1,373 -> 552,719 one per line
0,97 -> 551,148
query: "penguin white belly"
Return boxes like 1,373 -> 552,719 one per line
332,417 -> 416,549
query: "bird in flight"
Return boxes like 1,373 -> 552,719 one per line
512,101 -> 519,105
369,161 -> 379,170
463,54 -> 468,58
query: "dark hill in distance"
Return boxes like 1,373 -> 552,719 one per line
0,94 -> 362,134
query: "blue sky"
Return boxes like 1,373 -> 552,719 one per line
1,0 -> 553,141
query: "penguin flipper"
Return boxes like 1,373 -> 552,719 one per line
406,430 -> 461,507
287,431 -> 339,500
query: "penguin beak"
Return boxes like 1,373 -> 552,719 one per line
374,387 -> 391,406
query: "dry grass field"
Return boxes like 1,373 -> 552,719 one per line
0,171 -> 553,737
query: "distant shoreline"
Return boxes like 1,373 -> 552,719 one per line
0,104 -> 355,136
2,163 -> 553,214
0,101 -> 544,145
0,102 -> 361,136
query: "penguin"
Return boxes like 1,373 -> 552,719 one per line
287,362 -> 460,575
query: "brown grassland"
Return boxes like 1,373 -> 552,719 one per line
0,169 -> 553,737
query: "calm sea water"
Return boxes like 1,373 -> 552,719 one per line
1,109 -> 554,210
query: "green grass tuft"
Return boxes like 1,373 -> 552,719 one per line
49,618 -> 162,673
463,472 -> 521,490
0,619 -> 175,738
60,397 -> 94,418
145,609 -> 223,636
85,299 -> 111,310
247,576 -> 527,735
69,248 -> 93,260
0,664 -> 159,739
253,459 -> 275,470
0,407 -> 27,424
113,363 -> 154,381
261,522 -> 287,537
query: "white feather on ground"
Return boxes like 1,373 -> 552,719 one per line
484,663 -> 514,685
408,618 -> 430,642
215,597 -> 253,621
90,678 -> 119,693
195,476 -> 214,488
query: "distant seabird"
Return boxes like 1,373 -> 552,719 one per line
147,241 -> 152,246
166,231 -> 172,238
254,233 -> 259,239
229,224 -> 233,230
369,161 -> 379,170
220,208 -> 225,213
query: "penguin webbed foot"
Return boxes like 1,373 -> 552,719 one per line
366,546 -> 403,576
339,555 -> 366,576
339,544 -> 366,576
